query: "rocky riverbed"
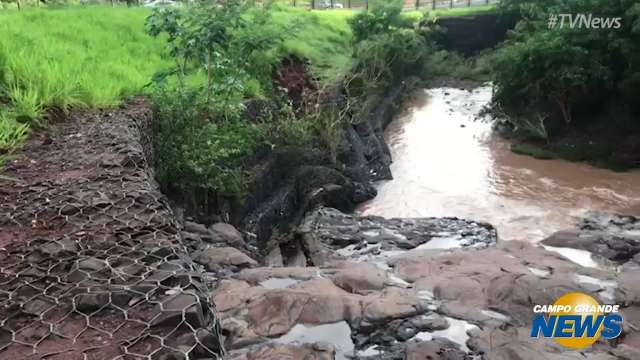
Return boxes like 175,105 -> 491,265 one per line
3,86 -> 638,359
183,208 -> 640,360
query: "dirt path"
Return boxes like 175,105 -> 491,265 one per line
0,100 -> 223,359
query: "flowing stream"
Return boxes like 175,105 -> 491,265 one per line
357,86 -> 640,242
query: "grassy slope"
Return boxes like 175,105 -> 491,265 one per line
0,5 -> 354,158
0,6 -> 169,109
278,8 -> 354,83
0,4 -> 489,160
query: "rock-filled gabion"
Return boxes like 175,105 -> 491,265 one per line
0,100 -> 224,359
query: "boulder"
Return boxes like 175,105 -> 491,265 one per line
184,221 -> 208,235
405,339 -> 469,360
230,343 -> 335,360
193,247 -> 257,272
236,267 -> 319,284
331,262 -> 387,294
297,207 -> 497,254
542,214 -> 640,264
209,223 -> 245,248
247,279 -> 362,337
362,288 -> 428,324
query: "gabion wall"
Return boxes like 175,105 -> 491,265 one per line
0,101 -> 224,359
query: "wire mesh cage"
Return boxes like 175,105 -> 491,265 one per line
0,102 -> 224,360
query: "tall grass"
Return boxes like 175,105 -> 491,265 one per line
275,8 -> 354,83
0,5 -> 355,162
0,6 -> 170,109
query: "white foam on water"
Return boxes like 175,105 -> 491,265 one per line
480,309 -> 510,322
411,317 -> 478,353
388,274 -> 411,287
415,236 -> 463,250
573,274 -> 617,303
543,245 -> 601,269
357,345 -> 382,357
417,290 -> 435,301
528,267 -> 551,277
273,322 -> 354,360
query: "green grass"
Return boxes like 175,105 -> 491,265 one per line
275,7 -> 354,83
406,4 -> 496,19
0,5 -> 355,159
0,6 -> 170,109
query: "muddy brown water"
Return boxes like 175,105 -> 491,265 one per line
357,86 -> 640,242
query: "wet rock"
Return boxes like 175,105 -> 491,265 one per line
543,214 -> 640,264
579,213 -> 640,232
153,293 -> 206,328
230,343 -> 335,360
213,279 -> 266,315
75,293 -> 110,313
209,223 -> 245,247
247,291 -> 310,337
23,299 -> 54,316
184,221 -> 208,235
238,279 -> 362,338
236,267 -> 319,284
38,238 -> 78,257
355,313 -> 450,348
264,246 -> 284,267
467,326 -> 616,360
401,243 -> 584,326
77,257 -> 107,272
396,324 -> 418,341
405,339 -> 469,360
331,262 -> 387,294
193,247 -> 257,272
362,288 -> 428,324
410,313 -> 450,332
75,291 -> 133,313
297,207 -> 497,254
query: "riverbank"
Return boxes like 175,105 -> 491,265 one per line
358,86 -> 640,242
2,94 -> 639,359
510,123 -> 640,171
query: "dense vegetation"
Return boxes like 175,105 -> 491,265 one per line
489,0 -> 640,168
0,4 -> 353,167
0,1 -> 493,179
145,1 -> 359,196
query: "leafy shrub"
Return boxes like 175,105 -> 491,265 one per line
348,0 -> 413,44
347,29 -> 429,101
490,0 -> 640,139
421,48 -> 494,81
262,99 -> 315,148
147,1 -> 293,194
152,86 -> 263,194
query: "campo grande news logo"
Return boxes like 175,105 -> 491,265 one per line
530,292 -> 624,349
